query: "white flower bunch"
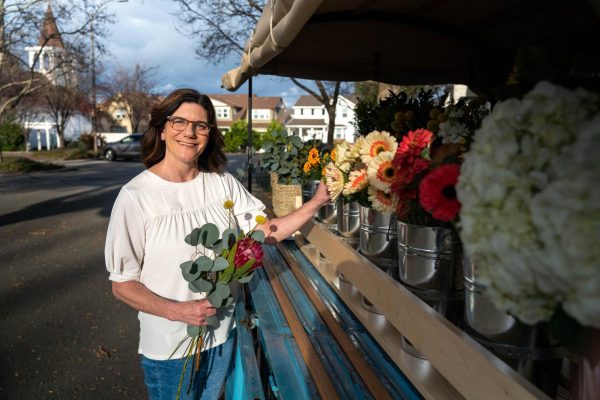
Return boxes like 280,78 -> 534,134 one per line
457,81 -> 600,328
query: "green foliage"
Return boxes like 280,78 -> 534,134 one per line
223,119 -> 263,152
259,128 -> 307,185
353,81 -> 379,104
0,118 -> 25,151
0,157 -> 64,173
352,89 -> 446,138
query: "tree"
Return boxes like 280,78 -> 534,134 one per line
0,0 -> 112,160
173,0 -> 343,144
42,83 -> 89,148
354,81 -> 379,104
105,63 -> 158,133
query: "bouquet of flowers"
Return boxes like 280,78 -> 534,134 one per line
456,82 -> 600,338
390,98 -> 488,225
171,200 -> 266,399
302,146 -> 332,182
325,130 -> 399,213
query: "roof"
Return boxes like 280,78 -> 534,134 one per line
209,94 -> 284,110
294,95 -> 322,107
286,118 -> 326,126
222,0 -> 600,92
39,4 -> 64,48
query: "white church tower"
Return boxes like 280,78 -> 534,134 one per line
25,3 -> 77,87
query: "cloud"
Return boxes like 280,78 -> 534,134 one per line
106,0 -> 302,104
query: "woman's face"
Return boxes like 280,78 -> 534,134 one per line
162,102 -> 210,167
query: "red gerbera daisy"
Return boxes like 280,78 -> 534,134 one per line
418,164 -> 461,222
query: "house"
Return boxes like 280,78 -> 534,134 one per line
208,94 -> 286,132
286,95 -> 358,143
21,4 -> 90,150
98,95 -> 133,134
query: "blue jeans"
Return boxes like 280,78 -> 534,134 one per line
141,333 -> 235,400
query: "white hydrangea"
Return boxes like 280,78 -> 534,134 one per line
457,81 -> 600,328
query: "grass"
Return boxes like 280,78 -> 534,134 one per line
0,157 -> 65,173
26,148 -> 98,161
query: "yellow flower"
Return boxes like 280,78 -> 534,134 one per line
255,215 -> 266,225
308,148 -> 320,165
330,147 -> 337,162
223,200 -> 235,209
303,161 -> 312,173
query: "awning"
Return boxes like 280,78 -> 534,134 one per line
222,0 -> 600,91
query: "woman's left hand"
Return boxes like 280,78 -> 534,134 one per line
313,182 -> 331,206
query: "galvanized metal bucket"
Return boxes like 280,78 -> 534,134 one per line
336,199 -> 360,238
317,201 -> 338,224
302,180 -> 320,203
359,205 -> 398,314
397,221 -> 464,322
463,257 -> 566,398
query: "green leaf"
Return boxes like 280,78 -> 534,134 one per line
233,259 -> 256,279
212,239 -> 224,255
277,167 -> 290,175
195,256 -> 213,272
188,281 -> 201,293
180,261 -> 200,282
185,228 -> 202,246
270,162 -> 279,171
290,136 -> 302,148
199,223 -> 219,247
207,291 -> 224,307
190,278 -> 213,293
205,315 -> 220,328
211,257 -> 229,272
215,282 -> 231,299
187,325 -> 200,337
290,147 -> 298,157
221,228 -> 238,250
227,242 -> 238,266
237,272 -> 255,284
223,296 -> 234,307
250,230 -> 265,243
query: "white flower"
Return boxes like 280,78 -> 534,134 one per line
366,151 -> 395,192
324,162 -> 345,202
368,186 -> 397,214
359,130 -> 397,165
457,82 -> 600,328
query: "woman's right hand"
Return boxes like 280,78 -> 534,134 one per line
169,299 -> 217,326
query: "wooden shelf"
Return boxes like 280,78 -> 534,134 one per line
298,219 -> 550,400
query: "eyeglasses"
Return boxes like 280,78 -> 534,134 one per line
166,116 -> 213,136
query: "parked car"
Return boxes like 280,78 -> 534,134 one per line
102,134 -> 142,161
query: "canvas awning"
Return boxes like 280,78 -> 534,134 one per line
221,0 -> 600,92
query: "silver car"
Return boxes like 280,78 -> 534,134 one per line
102,134 -> 143,161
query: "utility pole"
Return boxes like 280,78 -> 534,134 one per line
90,16 -> 98,153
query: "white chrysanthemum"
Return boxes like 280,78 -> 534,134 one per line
457,81 -> 600,328
325,162 -> 345,202
368,186 -> 397,214
438,120 -> 468,144
359,130 -> 398,165
343,168 -> 368,196
334,141 -> 353,173
366,151 -> 395,192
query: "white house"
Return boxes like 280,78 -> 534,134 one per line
208,94 -> 286,132
21,4 -> 89,150
286,94 -> 358,143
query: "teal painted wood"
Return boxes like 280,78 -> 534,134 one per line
284,242 -> 423,400
225,301 -> 266,400
249,267 -> 321,399
264,246 -> 373,400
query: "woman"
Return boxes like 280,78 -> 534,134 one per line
105,88 -> 330,399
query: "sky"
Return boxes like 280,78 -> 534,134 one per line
103,0 -> 305,107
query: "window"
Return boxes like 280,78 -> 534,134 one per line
300,109 -> 304,116
115,109 -> 127,119
311,109 -> 315,116
252,109 -> 270,120
342,107 -> 348,118
216,107 -> 230,119
322,109 -> 325,115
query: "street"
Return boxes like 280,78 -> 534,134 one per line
0,154 -> 247,399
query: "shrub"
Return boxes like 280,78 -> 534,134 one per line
0,119 -> 25,151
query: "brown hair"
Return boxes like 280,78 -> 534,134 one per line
141,88 -> 227,173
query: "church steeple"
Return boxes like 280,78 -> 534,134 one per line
38,3 -> 64,48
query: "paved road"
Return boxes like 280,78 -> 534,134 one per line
0,155 -> 247,400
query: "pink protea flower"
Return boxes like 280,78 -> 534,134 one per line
234,237 -> 264,270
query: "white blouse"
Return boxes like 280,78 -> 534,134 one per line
105,170 -> 266,360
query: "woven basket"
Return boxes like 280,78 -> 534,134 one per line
270,172 -> 303,217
